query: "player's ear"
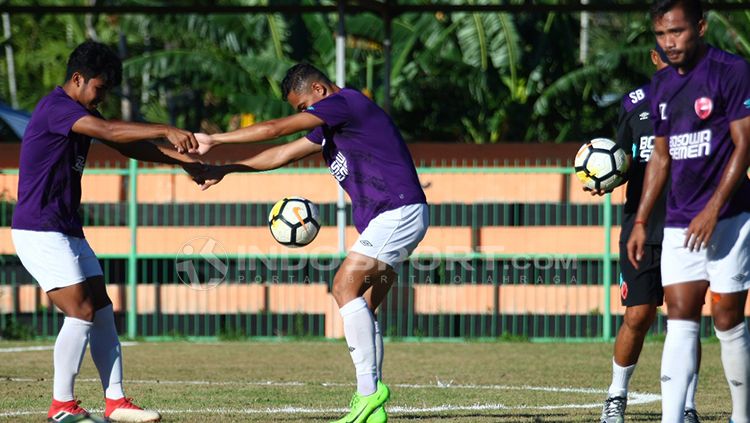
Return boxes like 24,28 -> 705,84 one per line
696,18 -> 707,37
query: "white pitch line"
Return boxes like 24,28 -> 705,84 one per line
0,341 -> 138,353
0,398 -> 662,418
0,377 -> 660,405
0,380 -> 660,417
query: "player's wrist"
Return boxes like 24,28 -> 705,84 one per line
634,219 -> 647,227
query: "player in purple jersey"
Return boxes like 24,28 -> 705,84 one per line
591,48 -> 702,423
194,63 -> 428,423
11,41 -> 202,422
628,1 -> 750,422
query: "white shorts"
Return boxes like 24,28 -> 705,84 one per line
350,203 -> 429,269
661,212 -> 750,293
11,229 -> 103,292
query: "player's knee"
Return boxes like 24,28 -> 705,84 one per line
68,300 -> 95,322
624,307 -> 655,333
712,306 -> 744,332
332,274 -> 357,306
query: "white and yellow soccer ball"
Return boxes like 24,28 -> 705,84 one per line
574,138 -> 629,191
268,197 -> 321,247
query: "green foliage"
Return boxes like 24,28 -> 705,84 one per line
0,2 -> 748,143
0,317 -> 36,340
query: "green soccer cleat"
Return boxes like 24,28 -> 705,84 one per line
331,381 -> 390,423
366,406 -> 387,423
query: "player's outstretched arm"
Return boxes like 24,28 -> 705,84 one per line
100,140 -> 208,185
194,113 -> 324,155
628,135 -> 670,268
196,137 -> 322,191
71,115 -> 199,153
685,115 -> 750,251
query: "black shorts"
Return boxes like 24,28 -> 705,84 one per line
618,242 -> 663,307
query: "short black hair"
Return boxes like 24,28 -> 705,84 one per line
650,0 -> 703,26
65,41 -> 122,87
281,63 -> 332,101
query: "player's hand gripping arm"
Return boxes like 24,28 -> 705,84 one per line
72,115 -> 199,153
627,136 -> 671,269
193,137 -> 323,191
193,113 -> 324,155
685,115 -> 750,252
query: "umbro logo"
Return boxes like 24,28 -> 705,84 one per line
732,273 -> 747,282
639,112 -> 650,121
360,240 -> 373,247
661,375 -> 671,382
348,346 -> 356,352
731,379 -> 744,387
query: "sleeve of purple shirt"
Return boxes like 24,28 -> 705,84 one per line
305,126 -> 325,145
47,97 -> 91,137
649,78 -> 669,138
722,59 -> 750,123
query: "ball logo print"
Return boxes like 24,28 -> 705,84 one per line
175,237 -> 229,290
268,197 -> 321,248
694,97 -> 713,120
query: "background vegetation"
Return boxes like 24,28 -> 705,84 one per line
0,0 -> 749,143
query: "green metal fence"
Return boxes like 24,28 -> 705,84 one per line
0,160 -> 684,341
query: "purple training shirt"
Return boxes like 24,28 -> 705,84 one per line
650,46 -> 750,227
12,86 -> 95,238
304,88 -> 426,233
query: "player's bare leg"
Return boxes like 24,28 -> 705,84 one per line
330,253 -> 391,423
660,281 -> 708,423
711,290 -> 750,423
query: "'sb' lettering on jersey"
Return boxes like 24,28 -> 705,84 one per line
669,130 -> 712,160
639,136 -> 655,161
629,89 -> 645,104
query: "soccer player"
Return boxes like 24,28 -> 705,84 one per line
595,47 -> 701,423
628,1 -> 750,422
193,63 -> 428,423
11,41 -> 202,422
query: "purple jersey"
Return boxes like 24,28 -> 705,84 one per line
650,46 -> 750,227
12,87 -> 95,238
304,88 -> 426,232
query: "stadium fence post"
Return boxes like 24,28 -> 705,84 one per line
602,192 -> 613,341
127,159 -> 138,338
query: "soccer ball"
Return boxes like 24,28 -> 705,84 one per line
574,138 -> 629,191
268,197 -> 321,247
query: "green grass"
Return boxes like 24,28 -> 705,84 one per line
0,340 -> 733,422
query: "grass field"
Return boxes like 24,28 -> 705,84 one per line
0,339 -> 734,422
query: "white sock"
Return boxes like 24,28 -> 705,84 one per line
716,323 -> 750,423
340,297 -> 377,396
608,358 -> 636,398
661,319 -> 699,423
685,372 -> 699,411
374,320 -> 383,381
90,305 -> 124,400
53,317 -> 93,401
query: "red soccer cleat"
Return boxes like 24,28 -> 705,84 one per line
104,397 -> 161,422
47,399 -> 89,422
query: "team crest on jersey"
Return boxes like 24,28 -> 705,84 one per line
694,97 -> 713,120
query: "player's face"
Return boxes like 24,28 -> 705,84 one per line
287,82 -> 330,113
652,6 -> 705,70
72,73 -> 110,111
